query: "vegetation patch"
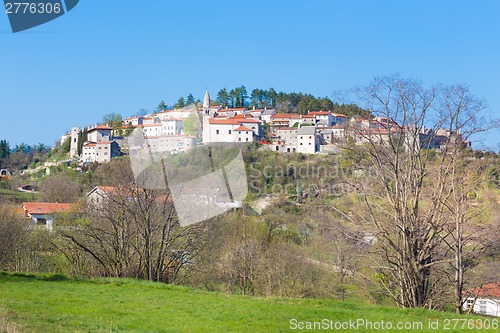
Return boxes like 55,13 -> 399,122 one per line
0,273 -> 489,333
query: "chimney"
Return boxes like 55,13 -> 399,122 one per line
264,107 -> 267,111
253,106 -> 256,110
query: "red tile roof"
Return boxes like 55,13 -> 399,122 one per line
209,117 -> 262,125
96,186 -> 119,196
88,125 -> 112,132
309,111 -> 331,116
239,118 -> 261,123
208,118 -> 239,125
271,113 -> 300,119
235,126 -> 252,131
332,113 -> 347,117
22,202 -> 75,215
466,282 -> 500,298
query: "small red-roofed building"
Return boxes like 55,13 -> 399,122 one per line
260,108 -> 277,123
155,109 -> 194,121
81,140 -> 120,163
203,116 -> 263,143
22,202 -> 76,230
463,282 -> 500,317
234,125 -> 253,143
124,116 -> 144,127
87,124 -> 113,143
86,185 -> 119,209
0,169 -> 11,181
140,123 -> 163,137
308,111 -> 333,126
332,113 -> 348,124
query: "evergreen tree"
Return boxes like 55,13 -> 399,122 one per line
77,129 -> 88,156
186,93 -> 196,105
157,101 -> 167,111
216,88 -> 229,108
0,140 -> 9,167
0,140 -> 9,159
266,88 -> 277,107
229,89 -> 237,108
173,97 -> 186,109
238,85 -> 248,107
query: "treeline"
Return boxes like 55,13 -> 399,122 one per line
0,141 -> 49,170
161,86 -> 371,117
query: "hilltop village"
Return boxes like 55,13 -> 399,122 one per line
1,84 -> 498,321
62,90 -> 467,164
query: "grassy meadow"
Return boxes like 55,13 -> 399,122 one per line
0,272 -> 495,333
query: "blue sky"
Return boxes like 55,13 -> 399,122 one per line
0,0 -> 499,150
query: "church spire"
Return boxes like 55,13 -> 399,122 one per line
203,90 -> 210,109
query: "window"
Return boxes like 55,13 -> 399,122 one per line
300,136 -> 303,139
300,143 -> 303,145
229,130 -> 232,134
216,129 -> 219,134
36,218 -> 47,226
309,143 -> 311,145
309,136 -> 312,139
246,138 -> 249,142
238,138 -> 241,142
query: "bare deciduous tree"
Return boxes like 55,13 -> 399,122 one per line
39,174 -> 81,203
57,160 -> 204,283
0,206 -> 28,270
335,75 -> 494,308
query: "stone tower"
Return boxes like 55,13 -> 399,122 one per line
203,90 -> 210,112
202,90 -> 212,143
70,127 -> 80,157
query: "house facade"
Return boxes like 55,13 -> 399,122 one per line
463,282 -> 500,317
261,109 -> 277,123
82,141 -> 120,163
124,116 -> 144,126
22,202 -> 75,230
297,126 -> 319,154
309,111 -> 333,126
200,92 -> 263,144
275,127 -> 298,146
144,135 -> 196,153
86,186 -> 118,209
87,125 -> 112,143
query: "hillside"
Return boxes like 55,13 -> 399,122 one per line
0,273 -> 494,333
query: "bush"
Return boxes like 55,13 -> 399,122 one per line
0,207 -> 28,270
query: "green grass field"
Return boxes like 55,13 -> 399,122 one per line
0,189 -> 38,203
0,272 -> 496,333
